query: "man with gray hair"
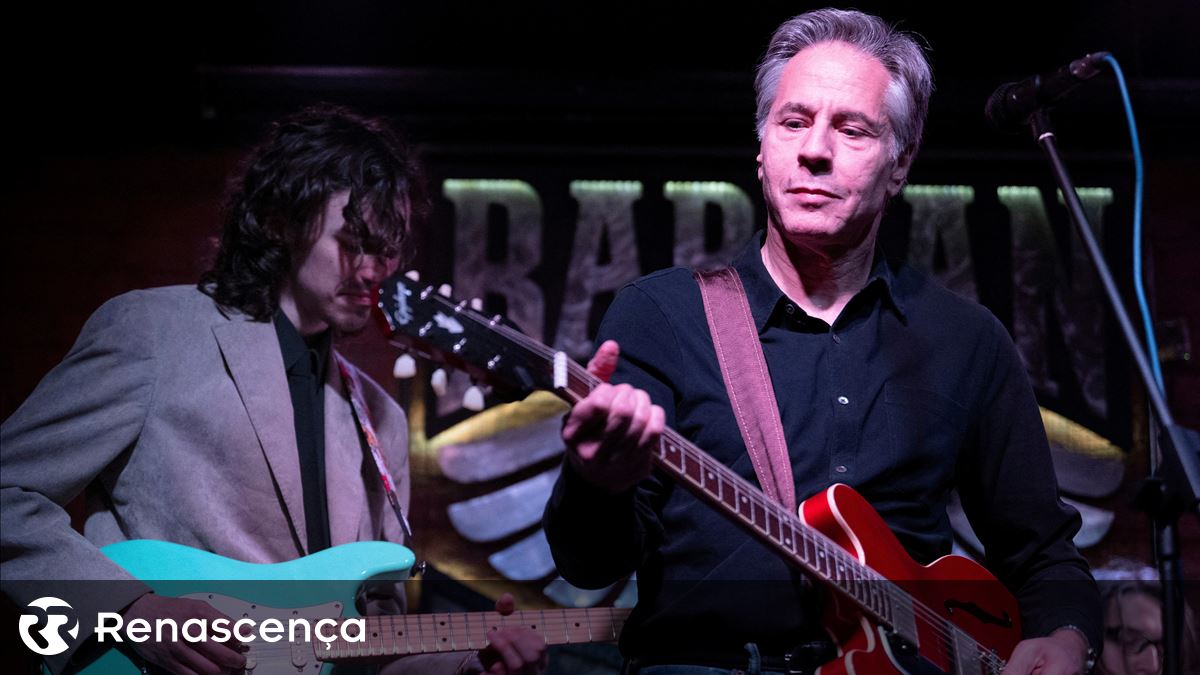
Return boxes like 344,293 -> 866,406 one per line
546,8 -> 1100,675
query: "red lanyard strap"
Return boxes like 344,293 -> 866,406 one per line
694,268 -> 797,512
335,354 -> 414,542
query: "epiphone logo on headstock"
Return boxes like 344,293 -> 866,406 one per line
390,286 -> 414,326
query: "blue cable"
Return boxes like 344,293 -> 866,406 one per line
1103,53 -> 1163,394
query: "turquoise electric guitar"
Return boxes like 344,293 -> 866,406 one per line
66,540 -> 629,674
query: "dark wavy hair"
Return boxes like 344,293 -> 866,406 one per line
199,103 -> 423,320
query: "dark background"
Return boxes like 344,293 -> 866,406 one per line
2,3 -> 1198,663
6,1 -> 1198,417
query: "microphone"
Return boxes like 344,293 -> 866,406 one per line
985,52 -> 1110,132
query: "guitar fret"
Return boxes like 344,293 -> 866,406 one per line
704,465 -> 720,496
366,617 -> 379,657
446,610 -> 458,648
768,509 -> 787,540
721,476 -> 736,509
665,443 -> 684,471
684,451 -> 703,484
853,568 -> 865,610
418,612 -> 430,653
443,613 -> 458,651
864,569 -> 873,612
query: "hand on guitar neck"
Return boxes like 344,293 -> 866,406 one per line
561,340 -> 665,494
459,593 -> 550,675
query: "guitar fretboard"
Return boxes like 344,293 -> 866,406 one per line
562,360 -> 921,646
317,606 -> 629,661
658,430 -> 918,639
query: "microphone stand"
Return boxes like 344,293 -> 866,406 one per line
1027,109 -> 1199,674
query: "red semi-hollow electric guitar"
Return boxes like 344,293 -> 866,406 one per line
377,275 -> 1022,675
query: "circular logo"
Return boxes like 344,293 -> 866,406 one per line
18,597 -> 79,656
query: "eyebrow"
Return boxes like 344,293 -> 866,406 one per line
776,102 -> 886,131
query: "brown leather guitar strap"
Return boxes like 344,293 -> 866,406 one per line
694,268 -> 796,512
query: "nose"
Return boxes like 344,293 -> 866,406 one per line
797,122 -> 834,172
355,252 -> 398,284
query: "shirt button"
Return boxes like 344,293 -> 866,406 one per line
837,395 -> 849,405
831,332 -> 841,344
785,304 -> 796,315
834,465 -> 848,474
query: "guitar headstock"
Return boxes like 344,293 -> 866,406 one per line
376,273 -> 566,401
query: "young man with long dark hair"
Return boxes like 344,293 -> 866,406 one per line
3,104 -> 546,675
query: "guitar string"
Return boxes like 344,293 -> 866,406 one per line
407,289 -> 1005,672
240,609 -> 626,658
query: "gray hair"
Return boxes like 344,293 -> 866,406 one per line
754,8 -> 933,159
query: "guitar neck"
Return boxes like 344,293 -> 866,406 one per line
559,360 -> 908,636
317,606 -> 629,662
656,429 -> 903,620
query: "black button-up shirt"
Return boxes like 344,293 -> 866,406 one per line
274,311 -> 332,553
545,233 -> 1099,663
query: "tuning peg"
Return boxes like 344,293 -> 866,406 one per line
430,368 -> 448,396
553,351 -> 569,390
404,270 -> 420,282
392,353 -> 417,379
462,385 -> 486,412
438,284 -> 453,298
470,297 -> 484,311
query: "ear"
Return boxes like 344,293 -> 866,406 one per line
887,145 -> 915,196
756,152 -> 764,182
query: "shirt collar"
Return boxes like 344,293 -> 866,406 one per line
273,310 -> 332,379
730,230 -> 908,332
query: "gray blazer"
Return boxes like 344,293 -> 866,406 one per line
1,286 -> 431,672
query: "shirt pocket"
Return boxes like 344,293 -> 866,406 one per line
879,383 -> 968,491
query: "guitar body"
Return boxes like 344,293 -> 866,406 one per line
66,540 -> 415,675
800,484 -> 1021,674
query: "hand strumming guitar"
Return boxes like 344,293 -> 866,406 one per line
121,593 -> 246,675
